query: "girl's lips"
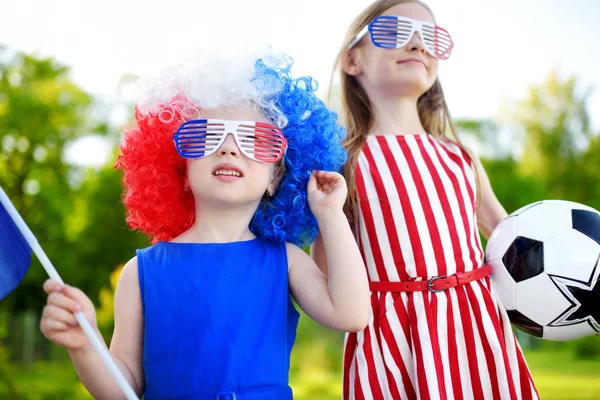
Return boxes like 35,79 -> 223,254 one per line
397,58 -> 427,68
212,163 -> 244,177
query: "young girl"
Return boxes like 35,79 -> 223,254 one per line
313,1 -> 540,399
39,45 -> 370,399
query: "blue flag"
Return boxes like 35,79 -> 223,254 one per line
0,187 -> 33,300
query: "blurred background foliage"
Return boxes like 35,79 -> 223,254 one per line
0,47 -> 599,399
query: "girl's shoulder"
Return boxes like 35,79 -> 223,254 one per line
284,241 -> 310,273
114,255 -> 141,302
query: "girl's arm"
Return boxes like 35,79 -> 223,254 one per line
61,257 -> 144,399
310,233 -> 328,276
473,154 -> 508,239
288,171 -> 370,332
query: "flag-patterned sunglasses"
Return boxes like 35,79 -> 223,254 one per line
348,15 -> 453,60
173,119 -> 288,163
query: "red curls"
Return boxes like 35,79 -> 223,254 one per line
115,105 -> 195,243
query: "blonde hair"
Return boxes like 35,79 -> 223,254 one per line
330,0 -> 476,227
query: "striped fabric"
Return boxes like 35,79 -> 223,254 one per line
343,134 -> 539,400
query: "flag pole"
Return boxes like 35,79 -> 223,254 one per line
0,186 -> 139,400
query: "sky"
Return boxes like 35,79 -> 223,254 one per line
1,0 -> 599,166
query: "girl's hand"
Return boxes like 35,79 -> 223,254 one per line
307,170 -> 348,220
40,280 -> 98,352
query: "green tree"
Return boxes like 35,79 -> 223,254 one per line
67,156 -> 149,307
514,68 -> 594,203
0,46 -> 101,311
578,130 -> 600,211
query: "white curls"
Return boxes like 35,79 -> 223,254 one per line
135,43 -> 290,128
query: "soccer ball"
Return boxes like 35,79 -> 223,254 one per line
485,200 -> 600,341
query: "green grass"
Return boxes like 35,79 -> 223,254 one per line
1,347 -> 598,400
3,361 -> 84,400
291,347 -> 600,400
523,349 -> 600,400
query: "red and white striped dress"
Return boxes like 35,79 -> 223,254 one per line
343,134 -> 539,400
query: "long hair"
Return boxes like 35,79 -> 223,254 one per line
329,0 -> 477,229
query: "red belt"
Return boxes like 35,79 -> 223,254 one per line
369,264 -> 492,293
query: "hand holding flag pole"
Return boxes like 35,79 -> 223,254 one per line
0,186 -> 139,400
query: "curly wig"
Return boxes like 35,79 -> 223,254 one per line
116,45 -> 347,247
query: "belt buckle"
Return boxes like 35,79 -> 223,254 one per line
427,275 -> 446,293
216,391 -> 237,400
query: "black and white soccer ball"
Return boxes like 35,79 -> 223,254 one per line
485,200 -> 600,341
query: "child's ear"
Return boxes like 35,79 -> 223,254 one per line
267,162 -> 286,197
341,50 -> 362,76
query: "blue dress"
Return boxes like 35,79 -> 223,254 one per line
137,238 -> 300,400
